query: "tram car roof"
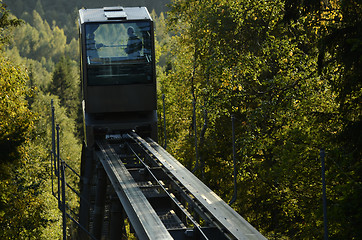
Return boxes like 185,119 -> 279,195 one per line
79,6 -> 152,24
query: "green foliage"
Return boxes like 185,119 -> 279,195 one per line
282,0 -> 362,238
0,1 -> 22,47
4,0 -> 171,38
10,10 -> 77,65
1,0 -> 360,238
162,0 -> 361,238
0,92 -> 81,239
5,46 -> 53,91
0,3 -> 32,165
0,141 -> 62,239
31,94 -> 81,165
0,48 -> 63,239
50,56 -> 81,121
0,57 -> 34,164
6,9 -> 83,134
0,4 -> 81,238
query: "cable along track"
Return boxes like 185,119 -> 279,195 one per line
95,132 -> 266,240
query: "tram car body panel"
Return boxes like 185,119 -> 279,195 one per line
86,85 -> 156,113
79,7 -> 157,144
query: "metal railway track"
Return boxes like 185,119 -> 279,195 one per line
90,132 -> 266,240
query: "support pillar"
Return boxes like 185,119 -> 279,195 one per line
78,146 -> 94,239
109,194 -> 125,240
92,164 -> 107,239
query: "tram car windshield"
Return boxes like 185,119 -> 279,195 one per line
85,21 -> 153,85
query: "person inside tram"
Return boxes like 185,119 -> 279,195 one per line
86,32 -> 105,63
86,33 -> 99,60
124,26 -> 142,59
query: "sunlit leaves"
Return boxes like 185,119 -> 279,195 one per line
0,2 -> 22,47
162,0 -> 356,238
9,10 -> 77,65
0,57 -> 34,163
50,56 -> 80,122
0,5 -> 81,238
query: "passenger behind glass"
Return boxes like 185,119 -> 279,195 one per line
86,32 -> 105,63
86,33 -> 99,61
125,26 -> 142,59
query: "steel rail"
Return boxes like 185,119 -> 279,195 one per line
129,132 -> 267,240
126,142 -> 210,240
129,134 -> 231,239
96,140 -> 174,240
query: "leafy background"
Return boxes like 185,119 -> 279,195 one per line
0,0 -> 361,239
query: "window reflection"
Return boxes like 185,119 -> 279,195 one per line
85,22 -> 153,85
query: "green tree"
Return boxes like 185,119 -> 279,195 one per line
10,10 -> 77,65
50,56 -> 81,124
0,1 -> 21,47
0,7 -> 33,160
0,4 -> 54,238
0,58 -> 34,165
0,3 -> 80,238
282,0 -> 362,238
162,0 -> 359,238
4,0 -> 171,39
0,92 -> 81,239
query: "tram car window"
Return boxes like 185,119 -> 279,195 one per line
85,22 -> 153,85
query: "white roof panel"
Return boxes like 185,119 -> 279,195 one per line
79,6 -> 152,24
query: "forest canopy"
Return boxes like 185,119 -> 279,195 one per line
4,0 -> 171,38
0,1 -> 80,238
160,0 -> 361,239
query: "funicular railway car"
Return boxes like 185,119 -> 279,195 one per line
78,7 -> 159,238
79,6 -> 157,146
